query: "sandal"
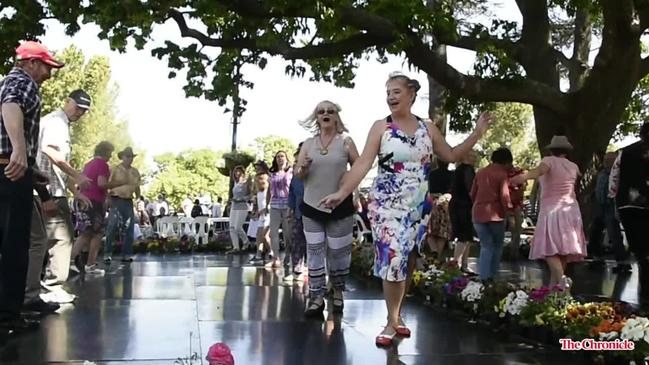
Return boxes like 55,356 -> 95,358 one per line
304,298 -> 325,318
395,317 -> 411,337
332,290 -> 344,314
375,326 -> 397,347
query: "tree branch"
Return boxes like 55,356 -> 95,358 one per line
168,10 -> 393,59
403,34 -> 568,113
569,8 -> 593,91
171,4 -> 568,112
436,33 -> 524,62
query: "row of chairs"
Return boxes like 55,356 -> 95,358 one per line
155,216 -> 210,244
154,214 -> 374,246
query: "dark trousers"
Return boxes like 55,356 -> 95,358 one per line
588,203 -> 628,262
105,197 -> 135,256
619,208 -> 649,302
0,166 -> 33,319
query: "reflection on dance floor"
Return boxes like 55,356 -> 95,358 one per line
1,254 -> 634,364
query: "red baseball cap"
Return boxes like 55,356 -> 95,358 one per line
15,41 -> 64,68
206,343 -> 234,365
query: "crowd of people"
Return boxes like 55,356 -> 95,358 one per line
1,41 -> 648,349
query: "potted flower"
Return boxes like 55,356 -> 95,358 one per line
564,302 -> 616,340
519,285 -> 574,344
460,280 -> 484,321
495,288 -> 529,332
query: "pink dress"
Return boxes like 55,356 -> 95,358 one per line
529,156 -> 587,262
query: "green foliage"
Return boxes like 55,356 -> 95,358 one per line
252,135 -> 297,167
1,0 -> 647,152
38,46 -> 143,171
618,75 -> 649,140
147,149 -> 231,210
477,103 -> 540,169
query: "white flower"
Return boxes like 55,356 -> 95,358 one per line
599,331 -> 618,341
422,265 -> 444,281
460,281 -> 484,302
621,317 -> 649,343
503,290 -> 528,316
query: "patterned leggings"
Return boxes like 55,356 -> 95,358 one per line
303,215 -> 354,299
290,217 -> 306,274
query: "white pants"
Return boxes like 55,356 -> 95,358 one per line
229,209 -> 250,250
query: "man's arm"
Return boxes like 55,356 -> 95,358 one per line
134,169 -> 142,199
1,103 -> 28,181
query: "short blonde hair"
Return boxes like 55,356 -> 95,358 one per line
299,100 -> 349,135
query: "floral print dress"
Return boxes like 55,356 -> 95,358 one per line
369,116 -> 433,282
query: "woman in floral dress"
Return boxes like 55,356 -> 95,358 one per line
321,73 -> 492,346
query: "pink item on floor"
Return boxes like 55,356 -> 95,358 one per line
206,343 -> 234,365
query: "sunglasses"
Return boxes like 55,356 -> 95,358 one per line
316,108 -> 337,115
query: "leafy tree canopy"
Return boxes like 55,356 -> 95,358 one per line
146,149 -> 230,209
251,135 -> 297,167
477,102 -> 540,169
3,0 -> 649,171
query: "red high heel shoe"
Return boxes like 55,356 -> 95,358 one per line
395,318 -> 411,337
375,326 -> 397,347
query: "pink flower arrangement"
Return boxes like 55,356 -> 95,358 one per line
528,285 -> 564,302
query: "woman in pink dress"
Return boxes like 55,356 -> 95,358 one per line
512,136 -> 586,288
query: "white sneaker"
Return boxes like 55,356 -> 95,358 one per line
41,290 -> 76,304
85,264 -> 105,275
283,274 -> 294,282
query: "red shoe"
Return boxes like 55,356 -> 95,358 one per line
375,327 -> 396,347
395,325 -> 411,337
396,318 -> 411,337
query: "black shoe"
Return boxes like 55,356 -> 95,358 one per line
23,299 -> 60,314
613,264 -> 632,274
0,317 -> 40,333
121,257 -> 134,263
304,299 -> 325,318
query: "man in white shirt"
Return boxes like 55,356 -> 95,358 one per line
182,194 -> 193,216
36,89 -> 92,305
212,197 -> 223,218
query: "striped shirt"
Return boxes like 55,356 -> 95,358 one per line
0,68 -> 42,159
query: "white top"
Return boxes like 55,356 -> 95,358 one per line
211,203 -> 223,218
37,109 -> 71,197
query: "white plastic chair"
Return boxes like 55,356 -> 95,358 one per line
193,216 -> 210,245
157,217 -> 179,238
353,214 -> 372,244
178,217 -> 194,237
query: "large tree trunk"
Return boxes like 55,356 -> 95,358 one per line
531,33 -> 641,231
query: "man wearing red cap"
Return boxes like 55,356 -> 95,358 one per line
0,41 -> 63,335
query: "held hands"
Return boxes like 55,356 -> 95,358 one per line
510,174 -> 527,186
5,148 -> 28,181
75,173 -> 91,190
475,111 -> 494,136
319,190 -> 345,210
300,154 -> 313,172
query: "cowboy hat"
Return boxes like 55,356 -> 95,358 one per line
117,147 -> 137,159
546,135 -> 573,150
